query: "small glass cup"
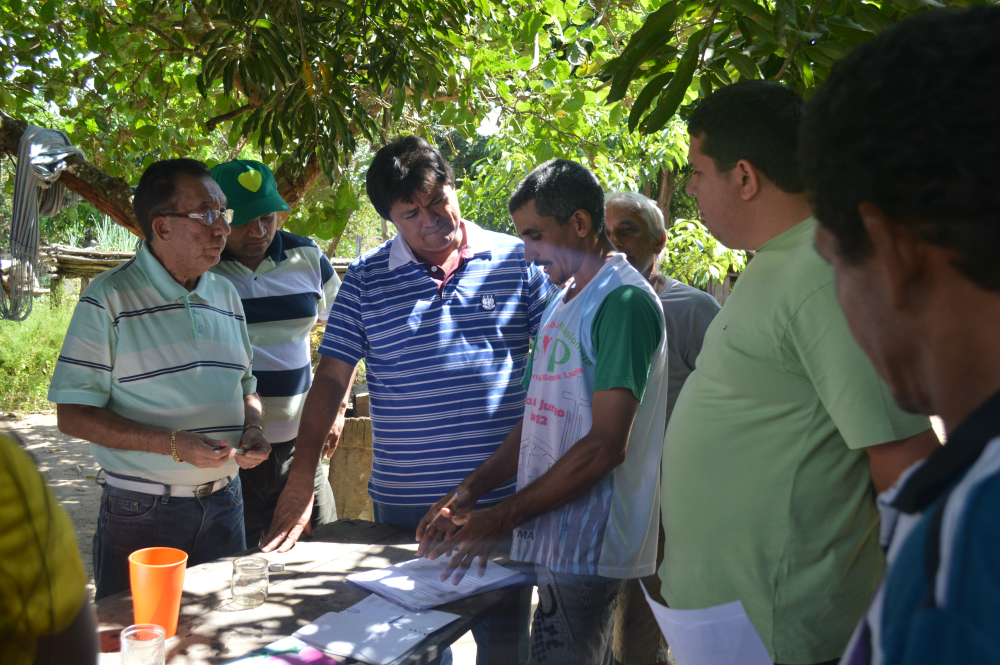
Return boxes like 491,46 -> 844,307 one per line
231,556 -> 269,609
120,623 -> 166,665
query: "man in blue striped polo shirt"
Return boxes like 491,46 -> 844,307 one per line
48,159 -> 271,599
210,159 -> 341,547
262,136 -> 553,553
262,136 -> 550,664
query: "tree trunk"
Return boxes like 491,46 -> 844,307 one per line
2,110 -> 141,236
275,146 -> 322,228
655,167 -> 675,225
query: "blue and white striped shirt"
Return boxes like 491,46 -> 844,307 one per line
211,231 -> 341,444
318,221 -> 554,506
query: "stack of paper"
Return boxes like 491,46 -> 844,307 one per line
293,595 -> 459,665
346,555 -> 525,611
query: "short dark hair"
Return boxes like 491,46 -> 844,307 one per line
366,135 -> 455,220
688,80 -> 804,193
508,159 -> 605,234
133,159 -> 212,239
800,7 -> 1000,290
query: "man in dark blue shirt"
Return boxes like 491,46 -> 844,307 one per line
801,7 -> 1000,665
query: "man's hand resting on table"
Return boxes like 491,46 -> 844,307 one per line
260,481 -> 315,553
417,488 -> 513,586
415,488 -> 476,557
425,507 -> 512,585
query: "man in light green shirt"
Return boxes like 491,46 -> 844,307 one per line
660,81 -> 941,665
49,159 -> 271,599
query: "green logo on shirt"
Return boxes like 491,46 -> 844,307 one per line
545,336 -> 572,372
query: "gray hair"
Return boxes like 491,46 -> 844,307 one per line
605,192 -> 666,243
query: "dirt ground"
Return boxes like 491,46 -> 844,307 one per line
4,412 -> 102,591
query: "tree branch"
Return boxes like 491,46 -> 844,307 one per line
205,103 -> 257,131
1,110 -> 142,237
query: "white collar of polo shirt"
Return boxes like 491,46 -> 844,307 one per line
387,220 -> 493,271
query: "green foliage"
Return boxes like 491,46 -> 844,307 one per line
0,0 -> 483,184
601,0 -> 989,134
661,218 -> 745,286
0,0 -> 753,285
0,294 -> 76,413
93,214 -> 140,251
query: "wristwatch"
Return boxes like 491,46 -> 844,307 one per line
243,422 -> 264,434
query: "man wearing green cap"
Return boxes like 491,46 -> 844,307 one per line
210,159 -> 342,546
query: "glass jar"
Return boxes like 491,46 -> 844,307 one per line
120,623 -> 165,665
231,556 -> 269,609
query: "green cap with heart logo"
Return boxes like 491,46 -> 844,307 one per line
210,159 -> 290,226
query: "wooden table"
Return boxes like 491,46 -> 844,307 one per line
96,519 -> 530,664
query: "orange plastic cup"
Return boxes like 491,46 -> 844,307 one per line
128,547 -> 188,638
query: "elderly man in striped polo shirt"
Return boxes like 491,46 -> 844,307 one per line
210,159 -> 341,547
49,158 -> 271,600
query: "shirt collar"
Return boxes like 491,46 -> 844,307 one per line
265,230 -> 286,262
137,241 -> 216,304
893,388 -> 1000,513
387,220 -> 493,271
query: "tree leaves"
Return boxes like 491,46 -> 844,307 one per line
600,0 -> 963,136
605,1 -> 681,103
642,26 -> 710,134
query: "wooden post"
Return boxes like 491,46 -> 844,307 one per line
49,274 -> 64,308
327,417 -> 374,520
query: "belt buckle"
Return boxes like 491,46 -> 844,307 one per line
193,481 -> 215,498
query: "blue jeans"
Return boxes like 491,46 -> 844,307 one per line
373,502 -> 531,665
93,475 -> 246,600
529,565 -> 625,665
241,438 -> 337,547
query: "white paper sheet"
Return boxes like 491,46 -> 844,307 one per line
347,555 -> 525,610
640,582 -> 773,665
292,607 -> 459,665
342,594 -> 407,623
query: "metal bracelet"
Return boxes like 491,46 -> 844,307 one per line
170,429 -> 183,463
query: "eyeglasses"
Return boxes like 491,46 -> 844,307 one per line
161,208 -> 234,226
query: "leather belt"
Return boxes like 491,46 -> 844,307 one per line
102,469 -> 237,498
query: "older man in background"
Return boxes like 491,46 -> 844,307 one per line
210,159 -> 341,548
49,158 -> 270,599
605,191 -> 720,665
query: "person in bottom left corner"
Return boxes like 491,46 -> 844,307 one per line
47,158 -> 271,600
0,431 -> 98,665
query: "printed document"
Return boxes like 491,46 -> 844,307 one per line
292,599 -> 459,665
346,555 -> 525,611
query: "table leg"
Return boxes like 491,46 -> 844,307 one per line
487,585 -> 532,665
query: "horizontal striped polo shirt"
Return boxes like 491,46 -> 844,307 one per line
319,221 -> 555,507
211,230 -> 341,444
48,241 -> 255,485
